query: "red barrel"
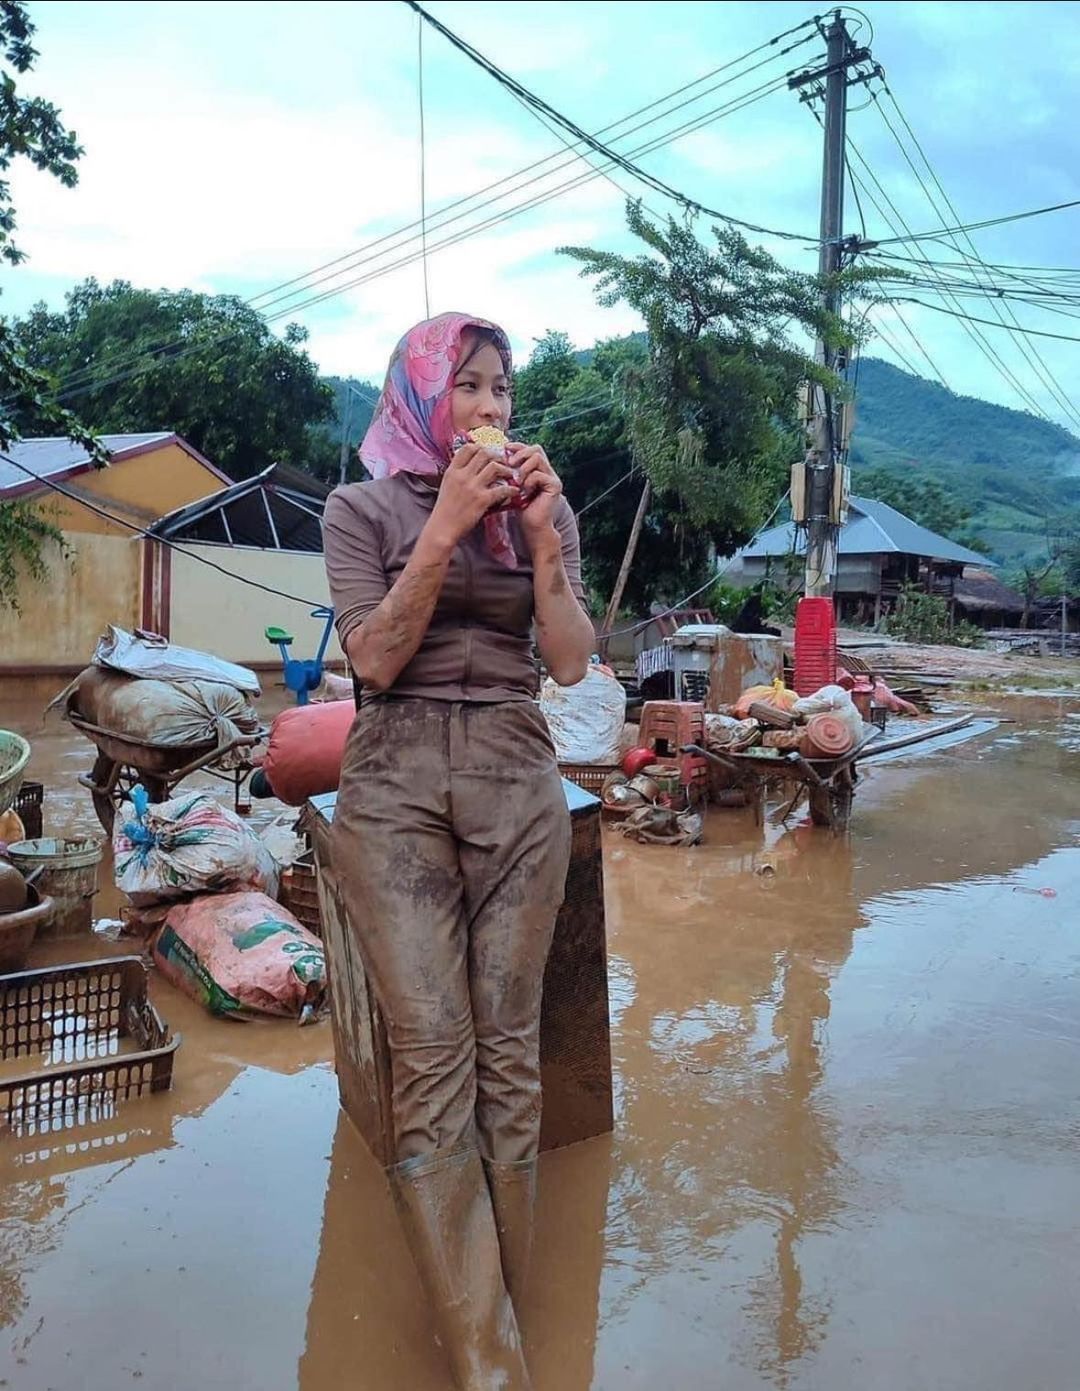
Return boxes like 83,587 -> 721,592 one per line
793,596 -> 837,696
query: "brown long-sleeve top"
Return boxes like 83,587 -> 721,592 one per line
322,472 -> 588,703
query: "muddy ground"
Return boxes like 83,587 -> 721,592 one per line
1,683 -> 1078,1390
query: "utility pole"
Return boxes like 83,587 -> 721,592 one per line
799,10 -> 850,598
600,478 -> 651,663
785,14 -> 875,691
338,385 -> 354,487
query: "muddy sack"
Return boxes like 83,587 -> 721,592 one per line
262,700 -> 354,805
93,625 -> 260,694
114,786 -> 279,906
57,666 -> 259,752
539,665 -> 626,764
153,891 -> 326,1019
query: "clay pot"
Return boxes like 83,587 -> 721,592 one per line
804,713 -> 855,758
0,860 -> 28,913
0,884 -> 55,972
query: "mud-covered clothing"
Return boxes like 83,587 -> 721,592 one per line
330,699 -> 569,1162
322,472 -> 587,704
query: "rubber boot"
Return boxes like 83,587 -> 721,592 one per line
483,1158 -> 537,1312
389,1145 -> 532,1391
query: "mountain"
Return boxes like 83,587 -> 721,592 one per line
312,354 -> 1077,566
850,358 -> 1080,565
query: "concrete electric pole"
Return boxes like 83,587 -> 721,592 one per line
786,12 -> 876,690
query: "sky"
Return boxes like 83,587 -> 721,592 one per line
6,0 -> 1080,430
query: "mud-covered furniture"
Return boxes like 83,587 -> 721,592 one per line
308,780 -> 613,1163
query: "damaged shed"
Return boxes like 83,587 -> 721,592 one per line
147,464 -> 340,668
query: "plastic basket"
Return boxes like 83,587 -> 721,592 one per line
280,855 -> 322,937
0,956 -> 180,1137
558,763 -> 620,796
12,781 -> 43,840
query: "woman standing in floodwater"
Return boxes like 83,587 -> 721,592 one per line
322,313 -> 593,1390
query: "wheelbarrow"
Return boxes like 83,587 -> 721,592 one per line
683,729 -> 882,833
67,711 -> 265,834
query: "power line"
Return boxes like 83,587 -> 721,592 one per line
888,296 -> 1080,345
871,310 -> 942,382
576,464 -> 638,517
29,29 -> 820,408
870,80 -> 1080,430
417,13 -> 431,317
842,136 -> 1054,420
870,196 -> 1080,248
42,66 -> 801,412
406,0 -> 819,243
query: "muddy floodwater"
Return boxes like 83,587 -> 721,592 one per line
2,687 -> 1078,1390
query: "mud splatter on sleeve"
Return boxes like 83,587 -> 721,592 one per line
323,488 -> 389,646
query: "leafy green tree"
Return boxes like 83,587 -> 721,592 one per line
306,376 -> 378,485
512,330 -> 580,420
1062,541 -> 1080,596
561,203 -> 869,600
1,0 -> 99,609
856,466 -> 973,541
514,332 -> 699,609
12,279 -> 334,479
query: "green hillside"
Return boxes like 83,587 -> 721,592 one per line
850,358 -> 1080,565
311,353 -> 1077,566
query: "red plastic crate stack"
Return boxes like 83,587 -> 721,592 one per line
637,701 -> 708,799
793,596 -> 837,696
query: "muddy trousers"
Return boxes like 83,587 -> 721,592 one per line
331,699 -> 570,1388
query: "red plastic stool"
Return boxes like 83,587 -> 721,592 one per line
638,701 -> 708,800
793,596 -> 837,696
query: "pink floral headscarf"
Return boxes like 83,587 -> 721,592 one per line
360,313 -> 517,569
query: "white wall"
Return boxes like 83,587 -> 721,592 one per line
167,544 -> 344,668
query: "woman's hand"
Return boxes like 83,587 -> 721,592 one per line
508,443 -> 564,544
428,442 -> 515,549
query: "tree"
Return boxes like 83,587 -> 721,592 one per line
1,0 -> 99,609
12,279 -> 335,479
307,376 -> 378,485
513,331 -> 699,610
1063,541 -> 1080,596
512,330 -> 580,421
855,466 -> 973,541
561,203 -> 870,602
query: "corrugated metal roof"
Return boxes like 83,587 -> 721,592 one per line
150,463 -> 327,552
0,433 -> 175,494
736,495 -> 991,567
0,432 -> 234,500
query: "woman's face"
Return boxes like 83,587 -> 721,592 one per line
450,336 -> 512,436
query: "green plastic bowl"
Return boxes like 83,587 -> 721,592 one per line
0,731 -> 31,818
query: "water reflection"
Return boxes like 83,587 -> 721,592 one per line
298,1116 -> 612,1391
602,821 -> 866,1385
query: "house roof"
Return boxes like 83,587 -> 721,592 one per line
0,432 -> 232,499
954,568 -> 1025,612
149,463 -> 330,552
737,494 -> 992,568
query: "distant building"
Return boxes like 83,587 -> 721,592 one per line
147,463 -> 336,664
724,494 -> 993,625
952,569 -> 1026,629
0,433 -> 231,675
0,435 -> 338,674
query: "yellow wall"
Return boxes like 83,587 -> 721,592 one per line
34,441 -> 225,536
168,544 -> 343,667
0,532 -> 141,670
